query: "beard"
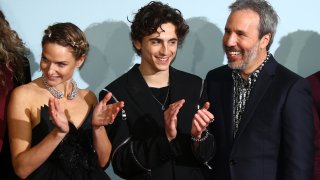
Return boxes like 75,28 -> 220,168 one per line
227,42 -> 259,70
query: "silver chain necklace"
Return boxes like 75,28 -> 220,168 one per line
42,74 -> 78,100
151,86 -> 170,110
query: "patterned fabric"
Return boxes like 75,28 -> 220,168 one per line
232,53 -> 270,137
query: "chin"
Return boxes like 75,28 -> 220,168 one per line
228,62 -> 245,70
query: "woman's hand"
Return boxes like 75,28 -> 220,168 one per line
92,92 -> 124,127
48,97 -> 69,133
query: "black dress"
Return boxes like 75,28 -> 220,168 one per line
26,105 -> 110,180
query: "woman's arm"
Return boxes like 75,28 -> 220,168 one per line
8,86 -> 68,179
91,91 -> 124,167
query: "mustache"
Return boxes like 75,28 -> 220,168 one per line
223,46 -> 241,52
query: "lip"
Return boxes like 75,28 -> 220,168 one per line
226,50 -> 242,60
45,75 -> 59,82
227,54 -> 240,61
157,56 -> 170,64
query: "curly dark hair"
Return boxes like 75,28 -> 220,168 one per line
0,10 -> 28,87
42,22 -> 89,60
130,1 -> 189,55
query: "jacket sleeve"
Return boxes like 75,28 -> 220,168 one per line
99,89 -> 177,179
191,79 -> 215,169
191,130 -> 215,169
282,78 -> 314,180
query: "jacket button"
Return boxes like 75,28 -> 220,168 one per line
230,159 -> 237,166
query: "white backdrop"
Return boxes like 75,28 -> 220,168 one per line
1,0 -> 319,179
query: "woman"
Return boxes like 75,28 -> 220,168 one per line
7,22 -> 124,180
0,10 -> 31,179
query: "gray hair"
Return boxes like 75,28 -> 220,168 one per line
229,0 -> 279,50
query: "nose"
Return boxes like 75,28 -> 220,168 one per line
223,32 -> 237,47
46,63 -> 56,75
159,43 -> 168,55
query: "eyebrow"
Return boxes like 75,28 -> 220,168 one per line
41,53 -> 68,63
149,37 -> 178,42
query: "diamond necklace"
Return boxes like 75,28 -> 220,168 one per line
151,86 -> 170,110
41,74 -> 78,100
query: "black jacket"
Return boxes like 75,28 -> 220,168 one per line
99,64 -> 215,180
205,55 -> 314,180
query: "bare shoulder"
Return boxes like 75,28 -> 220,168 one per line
10,80 -> 41,101
8,78 -> 45,122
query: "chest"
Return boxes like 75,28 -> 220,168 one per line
30,97 -> 91,129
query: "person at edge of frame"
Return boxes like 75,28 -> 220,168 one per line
205,0 -> 314,179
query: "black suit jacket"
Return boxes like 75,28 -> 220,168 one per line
99,64 -> 215,180
205,55 -> 314,180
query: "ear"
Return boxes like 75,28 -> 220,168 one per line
133,40 -> 142,50
75,54 -> 86,68
259,33 -> 271,49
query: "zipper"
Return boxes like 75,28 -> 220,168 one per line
102,88 -> 127,120
111,137 -> 131,160
130,141 -> 152,172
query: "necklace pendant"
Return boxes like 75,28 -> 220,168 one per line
151,86 -> 170,111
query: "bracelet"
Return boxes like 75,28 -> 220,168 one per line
191,129 -> 209,142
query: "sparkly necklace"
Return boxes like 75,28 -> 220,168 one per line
41,75 -> 78,100
151,86 -> 170,111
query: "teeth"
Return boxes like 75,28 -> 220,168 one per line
159,57 -> 168,61
228,51 -> 240,56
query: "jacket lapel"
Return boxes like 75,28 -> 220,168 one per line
126,65 -> 164,125
234,56 -> 277,141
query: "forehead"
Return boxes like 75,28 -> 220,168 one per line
226,9 -> 260,32
145,23 -> 177,40
42,43 -> 75,61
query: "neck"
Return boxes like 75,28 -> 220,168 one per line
139,66 -> 169,88
42,75 -> 78,100
241,51 -> 269,80
59,80 -> 73,95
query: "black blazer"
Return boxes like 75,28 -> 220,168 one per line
99,64 -> 214,180
205,55 -> 314,180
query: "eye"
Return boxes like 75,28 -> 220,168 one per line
56,62 -> 67,67
237,32 -> 246,37
169,40 -> 177,46
41,56 -> 48,62
151,40 -> 160,45
224,28 -> 231,34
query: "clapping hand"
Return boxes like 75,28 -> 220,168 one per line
48,97 -> 69,133
191,102 -> 214,139
92,92 -> 125,127
164,99 -> 185,141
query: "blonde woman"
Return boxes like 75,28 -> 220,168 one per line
8,22 -> 123,180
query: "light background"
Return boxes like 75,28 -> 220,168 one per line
1,1 -> 319,179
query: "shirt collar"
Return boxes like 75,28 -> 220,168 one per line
232,52 -> 271,84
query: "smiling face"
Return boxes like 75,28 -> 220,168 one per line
223,9 -> 270,75
134,22 -> 178,75
40,43 -> 84,88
